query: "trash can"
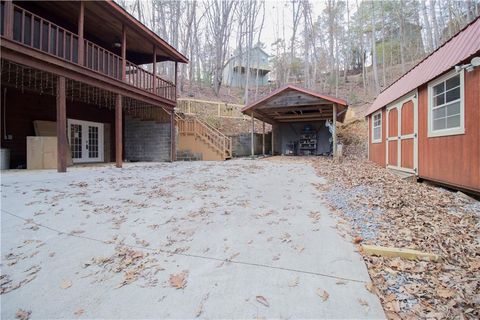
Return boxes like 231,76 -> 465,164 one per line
1,148 -> 10,170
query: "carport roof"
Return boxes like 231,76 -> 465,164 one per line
241,84 -> 348,124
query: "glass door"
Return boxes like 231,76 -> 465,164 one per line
68,119 -> 104,163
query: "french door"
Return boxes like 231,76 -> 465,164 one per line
386,91 -> 418,174
68,119 -> 104,163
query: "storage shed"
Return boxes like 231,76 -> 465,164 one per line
242,85 -> 348,156
365,17 -> 480,194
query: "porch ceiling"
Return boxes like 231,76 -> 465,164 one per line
1,60 -> 171,123
242,85 -> 348,124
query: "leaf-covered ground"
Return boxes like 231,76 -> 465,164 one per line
309,156 -> 480,319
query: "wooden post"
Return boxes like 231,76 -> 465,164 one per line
333,103 -> 337,157
174,62 -> 178,99
121,25 -> 126,81
56,76 -> 67,173
170,111 -> 176,162
115,94 -> 122,168
262,121 -> 265,156
251,113 -> 255,158
77,1 -> 85,65
152,46 -> 156,94
271,124 -> 275,156
4,0 -> 14,39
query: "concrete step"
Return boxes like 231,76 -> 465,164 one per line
176,150 -> 202,161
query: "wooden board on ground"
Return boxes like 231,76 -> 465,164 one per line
361,244 -> 441,262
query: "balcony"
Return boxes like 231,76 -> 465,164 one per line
1,3 -> 176,102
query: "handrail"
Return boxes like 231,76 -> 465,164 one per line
176,98 -> 247,120
177,115 -> 232,159
6,4 -> 176,102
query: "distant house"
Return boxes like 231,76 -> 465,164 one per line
223,47 -> 270,88
365,17 -> 480,194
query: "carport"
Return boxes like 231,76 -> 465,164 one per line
241,85 -> 348,157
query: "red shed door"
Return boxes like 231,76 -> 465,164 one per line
387,108 -> 398,167
386,92 -> 418,174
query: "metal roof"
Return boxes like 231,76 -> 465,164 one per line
242,84 -> 347,113
366,17 -> 480,116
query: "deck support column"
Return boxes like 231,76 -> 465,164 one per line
251,113 -> 255,158
170,112 -> 176,162
77,1 -> 85,65
171,61 -> 178,162
333,103 -> 337,157
115,94 -> 123,168
271,124 -> 275,156
262,121 -> 265,156
4,0 -> 14,39
174,62 -> 178,99
152,46 -> 157,94
121,25 -> 126,81
56,76 -> 67,173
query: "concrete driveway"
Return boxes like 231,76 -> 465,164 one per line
1,159 -> 384,319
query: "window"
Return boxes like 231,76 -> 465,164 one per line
428,69 -> 465,137
372,111 -> 382,143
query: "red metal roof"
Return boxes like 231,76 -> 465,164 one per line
366,17 -> 480,116
241,84 -> 347,113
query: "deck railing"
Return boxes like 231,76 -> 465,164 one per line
10,4 -> 79,64
84,39 -> 122,79
3,4 -> 176,102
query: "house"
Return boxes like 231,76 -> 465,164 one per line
365,17 -> 480,194
0,0 -> 187,172
242,85 -> 348,157
223,47 -> 270,88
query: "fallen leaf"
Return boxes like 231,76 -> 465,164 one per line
358,298 -> 369,307
15,309 -> 31,320
353,236 -> 363,244
256,295 -> 269,307
74,309 -> 84,316
437,288 -> 455,298
288,276 -> 299,287
316,288 -> 329,301
169,272 -> 188,289
365,282 -> 374,293
60,279 -> 72,289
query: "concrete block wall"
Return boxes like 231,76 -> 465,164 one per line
124,116 -> 171,162
230,132 -> 272,157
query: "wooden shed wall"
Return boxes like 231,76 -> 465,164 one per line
368,108 -> 386,167
417,68 -> 480,192
0,87 -> 116,169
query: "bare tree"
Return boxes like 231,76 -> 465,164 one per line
205,0 -> 237,96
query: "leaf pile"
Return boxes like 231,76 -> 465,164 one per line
310,156 -> 480,319
83,246 -> 164,288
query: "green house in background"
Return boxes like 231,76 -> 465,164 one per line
223,46 -> 271,88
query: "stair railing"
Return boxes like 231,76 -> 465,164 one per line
176,114 -> 232,159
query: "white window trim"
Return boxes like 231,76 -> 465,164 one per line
427,69 -> 465,138
371,110 -> 382,144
